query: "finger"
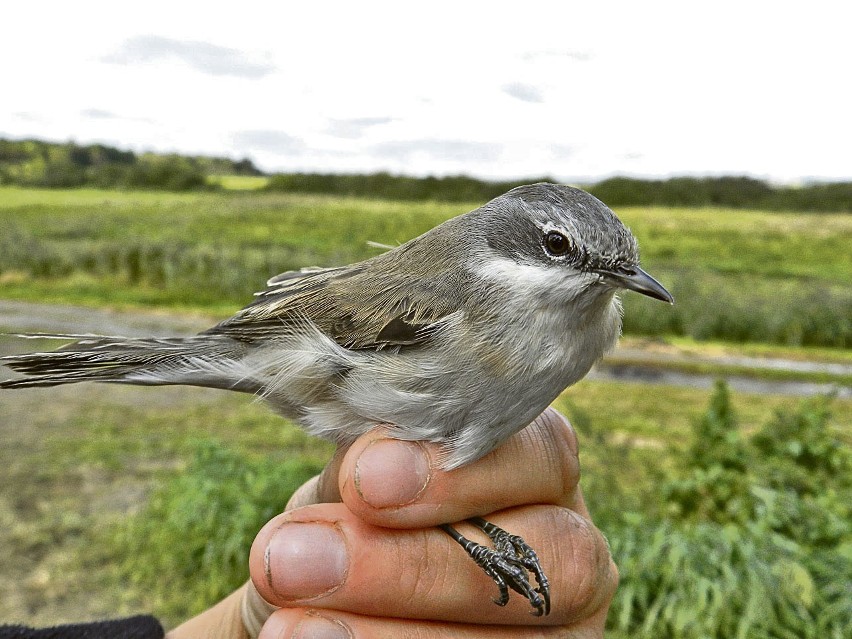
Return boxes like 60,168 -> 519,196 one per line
285,447 -> 347,510
258,607 -> 604,639
249,502 -> 617,627
338,407 -> 583,529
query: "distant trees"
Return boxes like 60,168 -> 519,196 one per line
589,175 -> 827,210
265,172 -> 852,212
1,138 -> 851,211
264,172 -> 552,203
598,175 -> 844,211
0,138 -> 260,191
121,154 -> 207,191
589,176 -> 775,208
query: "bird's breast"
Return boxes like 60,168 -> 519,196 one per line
475,291 -> 622,391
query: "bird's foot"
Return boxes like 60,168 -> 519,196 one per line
440,517 -> 550,616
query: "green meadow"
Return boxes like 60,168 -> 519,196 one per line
0,186 -> 850,346
0,186 -> 849,636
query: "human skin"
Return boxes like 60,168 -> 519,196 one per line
167,408 -> 618,638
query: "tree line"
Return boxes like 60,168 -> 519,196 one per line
2,137 -> 850,212
265,172 -> 852,212
0,138 -> 260,191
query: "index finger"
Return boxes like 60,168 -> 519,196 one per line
339,407 -> 586,529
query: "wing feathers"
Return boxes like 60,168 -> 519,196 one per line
210,259 -> 466,351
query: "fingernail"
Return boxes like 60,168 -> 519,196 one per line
293,612 -> 352,639
354,439 -> 430,508
264,522 -> 348,600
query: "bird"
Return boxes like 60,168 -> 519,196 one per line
0,182 -> 673,616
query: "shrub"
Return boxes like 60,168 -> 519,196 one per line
608,517 -> 831,639
598,383 -> 851,637
124,155 -> 207,191
663,381 -> 754,525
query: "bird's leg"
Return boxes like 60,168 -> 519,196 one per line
439,518 -> 550,616
468,516 -> 551,616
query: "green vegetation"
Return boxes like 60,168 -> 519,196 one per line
264,171 -> 542,202
0,138 -> 260,191
0,182 -> 849,634
207,174 -> 270,190
116,441 -> 323,619
591,175 -> 852,213
0,384 -> 332,625
0,187 -> 849,346
564,382 -> 851,638
266,172 -> 852,212
3,138 -> 852,210
2,374 -> 848,631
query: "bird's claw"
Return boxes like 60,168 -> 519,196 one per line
440,518 -> 551,616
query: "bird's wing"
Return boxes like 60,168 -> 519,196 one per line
206,263 -> 465,350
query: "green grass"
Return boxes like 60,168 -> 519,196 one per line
0,186 -> 850,347
568,382 -> 851,638
621,206 -> 850,283
650,336 -> 852,365
207,175 -> 270,190
115,440 -> 324,620
557,378 -> 851,496
560,379 -> 828,444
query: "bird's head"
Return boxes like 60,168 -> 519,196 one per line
476,183 -> 673,306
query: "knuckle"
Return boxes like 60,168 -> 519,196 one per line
548,509 -> 615,622
535,408 -> 582,499
542,406 -> 579,457
607,557 -> 620,600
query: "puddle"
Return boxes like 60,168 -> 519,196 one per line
591,363 -> 850,398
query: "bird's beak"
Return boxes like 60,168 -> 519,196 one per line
598,266 -> 674,304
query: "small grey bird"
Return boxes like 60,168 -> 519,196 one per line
1,183 -> 672,616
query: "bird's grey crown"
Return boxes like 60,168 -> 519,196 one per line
480,182 -> 639,272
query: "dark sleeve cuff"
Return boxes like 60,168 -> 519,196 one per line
0,615 -> 164,639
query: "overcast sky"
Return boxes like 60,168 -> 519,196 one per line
2,1 -> 849,183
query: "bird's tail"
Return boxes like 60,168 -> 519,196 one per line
0,333 -> 258,392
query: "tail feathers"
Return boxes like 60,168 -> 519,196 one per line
0,334 -> 258,392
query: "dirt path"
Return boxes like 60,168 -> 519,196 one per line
0,300 -> 211,340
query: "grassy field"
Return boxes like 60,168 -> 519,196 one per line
2,372 -> 846,628
0,186 -> 849,635
207,174 -> 270,190
0,186 -> 850,345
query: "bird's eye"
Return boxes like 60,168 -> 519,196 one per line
543,231 -> 571,257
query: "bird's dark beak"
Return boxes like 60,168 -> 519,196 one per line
599,266 -> 674,304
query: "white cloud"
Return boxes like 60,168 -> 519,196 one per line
326,117 -> 395,140
502,83 -> 544,104
102,36 -> 275,78
231,130 -> 306,154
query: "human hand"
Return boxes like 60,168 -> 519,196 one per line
246,407 -> 618,638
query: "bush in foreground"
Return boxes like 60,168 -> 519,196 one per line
581,382 -> 850,638
114,440 -> 323,621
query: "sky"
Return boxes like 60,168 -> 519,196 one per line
2,1 -> 849,183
